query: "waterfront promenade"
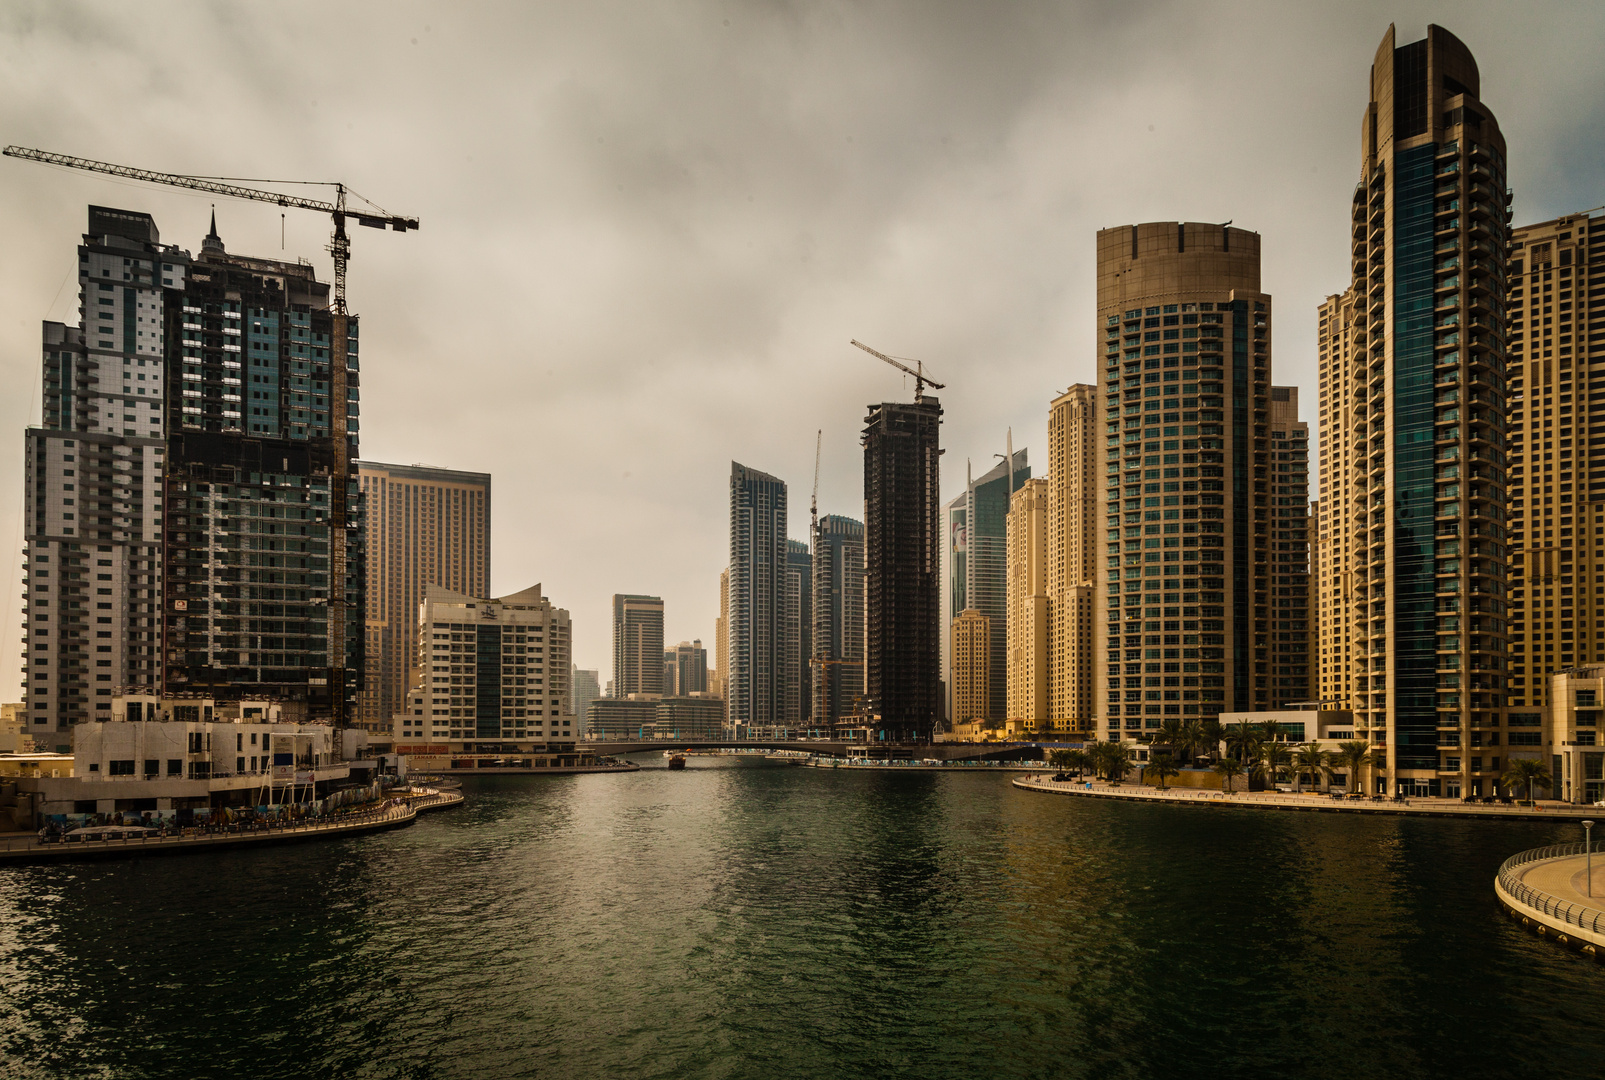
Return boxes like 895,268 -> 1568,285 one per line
1014,773 -> 1605,820
1496,842 -> 1605,957
0,786 -> 463,865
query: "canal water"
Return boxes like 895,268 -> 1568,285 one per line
1,756 -> 1602,1080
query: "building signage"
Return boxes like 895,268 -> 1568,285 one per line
395,744 -> 451,756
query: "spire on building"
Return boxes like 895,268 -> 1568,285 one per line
201,205 -> 225,255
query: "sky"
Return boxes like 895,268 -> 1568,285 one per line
0,0 -> 1602,699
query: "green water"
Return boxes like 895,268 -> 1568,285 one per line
0,757 -> 1601,1079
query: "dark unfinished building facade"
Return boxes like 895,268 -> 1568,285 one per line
863,397 -> 943,742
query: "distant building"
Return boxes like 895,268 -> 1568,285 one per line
653,695 -> 725,739
1006,478 -> 1050,736
613,594 -> 665,697
729,462 -> 789,728
864,397 -> 942,741
1046,385 -> 1099,738
572,667 -> 602,732
713,568 -> 729,702
663,640 -> 708,696
356,461 -> 491,732
394,584 -> 574,748
812,515 -> 865,727
786,539 -> 812,724
585,697 -> 659,740
951,449 -> 1029,725
951,610 -> 990,727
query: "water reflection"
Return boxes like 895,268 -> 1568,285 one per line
0,766 -> 1599,1080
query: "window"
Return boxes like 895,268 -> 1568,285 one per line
108,760 -> 135,776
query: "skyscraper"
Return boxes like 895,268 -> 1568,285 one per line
572,666 -> 602,732
729,462 -> 788,728
951,609 -> 991,727
663,640 -> 709,696
1096,222 -> 1310,738
786,539 -> 812,724
950,449 -> 1030,726
1505,211 -> 1604,714
356,461 -> 491,731
22,207 -> 171,738
1319,25 -> 1510,798
864,396 -> 942,742
612,594 -> 665,697
811,514 -> 864,727
1047,384 -> 1099,735
1006,477 -> 1050,734
160,213 -> 364,724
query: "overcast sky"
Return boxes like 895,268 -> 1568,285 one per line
1,1 -> 1602,699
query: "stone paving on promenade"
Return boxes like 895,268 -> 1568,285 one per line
1014,774 -> 1605,820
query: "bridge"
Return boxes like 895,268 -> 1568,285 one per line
581,740 -> 1048,761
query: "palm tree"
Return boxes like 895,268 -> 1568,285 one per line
1200,718 -> 1226,762
1333,740 -> 1372,794
1254,740 -> 1291,790
1064,748 -> 1088,778
1176,718 -> 1205,766
1225,721 -> 1261,766
1099,741 -> 1134,785
1502,757 -> 1553,805
1146,751 -> 1180,791
1292,742 -> 1331,793
1153,717 -> 1184,752
1214,756 -> 1244,793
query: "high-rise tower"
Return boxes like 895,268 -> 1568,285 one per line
22,207 -> 173,738
786,539 -> 812,724
356,461 -> 491,730
612,594 -> 665,697
160,215 -> 365,724
1097,222 -> 1310,738
953,450 -> 1029,725
811,514 -> 865,726
1006,477 -> 1050,733
1320,25 -> 1511,798
1047,384 -> 1099,735
729,462 -> 788,728
1504,212 -> 1603,713
864,397 -> 942,742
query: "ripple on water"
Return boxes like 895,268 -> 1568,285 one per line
0,765 -> 1600,1080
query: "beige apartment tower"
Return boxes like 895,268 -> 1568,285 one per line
1318,25 -> 1510,798
951,609 -> 990,727
1097,222 -> 1310,739
1006,478 -> 1050,734
1047,384 -> 1099,735
356,461 -> 491,731
1505,211 -> 1605,714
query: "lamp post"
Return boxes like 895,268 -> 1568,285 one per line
1586,820 -> 1596,899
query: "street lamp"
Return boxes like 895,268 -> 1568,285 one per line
1586,820 -> 1596,899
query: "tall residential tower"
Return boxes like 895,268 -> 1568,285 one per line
728,462 -> 789,729
1320,25 -> 1511,798
1097,222 -> 1310,737
356,461 -> 490,730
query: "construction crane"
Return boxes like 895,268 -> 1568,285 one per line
2,146 -> 418,314
850,338 -> 945,402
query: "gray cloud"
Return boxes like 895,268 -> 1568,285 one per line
0,0 -> 1601,694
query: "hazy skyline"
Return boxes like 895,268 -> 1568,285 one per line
1,1 -> 1602,698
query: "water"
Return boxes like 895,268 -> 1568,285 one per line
1,757 -> 1602,1080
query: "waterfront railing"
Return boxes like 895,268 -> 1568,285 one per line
0,790 -> 458,856
1497,842 -> 1605,935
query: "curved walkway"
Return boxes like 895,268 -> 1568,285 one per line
1496,842 -> 1605,958
0,786 -> 464,866
1012,774 -> 1605,820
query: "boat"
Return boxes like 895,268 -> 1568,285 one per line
666,753 -> 687,770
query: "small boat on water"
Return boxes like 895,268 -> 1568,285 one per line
666,752 -> 687,770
